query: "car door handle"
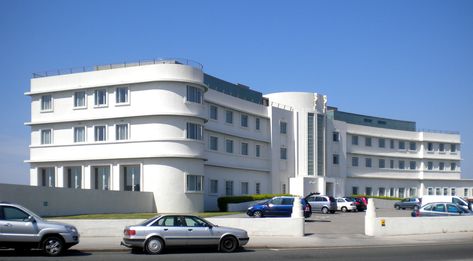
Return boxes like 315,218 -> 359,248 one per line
164,228 -> 168,231
3,223 -> 12,227
188,229 -> 193,231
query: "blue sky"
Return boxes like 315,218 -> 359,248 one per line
1,0 -> 472,184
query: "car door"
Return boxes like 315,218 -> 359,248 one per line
152,215 -> 189,246
183,216 -> 219,246
430,203 -> 447,216
281,198 -> 295,216
267,198 -> 285,216
446,204 -> 463,216
0,206 -> 39,242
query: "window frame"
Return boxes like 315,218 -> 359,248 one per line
40,129 -> 52,145
280,121 -> 287,134
186,122 -> 203,141
115,123 -> 129,141
94,89 -> 108,107
186,85 -> 203,104
115,86 -> 130,105
240,114 -> 249,128
40,95 -> 53,112
209,105 -> 218,120
73,126 -> 86,143
73,91 -> 87,109
94,125 -> 107,142
209,136 -> 218,151
186,174 -> 204,193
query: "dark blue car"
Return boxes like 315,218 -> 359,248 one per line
246,196 -> 312,218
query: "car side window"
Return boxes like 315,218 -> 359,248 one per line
447,204 -> 460,213
315,197 -> 322,202
432,204 -> 446,212
307,196 -> 316,202
155,216 -> 182,227
337,199 -> 344,203
270,198 -> 284,205
281,198 -> 294,205
423,204 -> 432,211
3,206 -> 29,221
183,217 -> 207,227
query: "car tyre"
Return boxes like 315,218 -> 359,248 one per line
395,205 -> 401,210
321,207 -> 329,214
42,236 -> 64,256
253,210 -> 263,218
145,237 -> 164,255
341,207 -> 347,212
220,236 -> 238,253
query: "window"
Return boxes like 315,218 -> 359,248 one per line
74,91 -> 86,108
241,142 -> 248,155
436,187 -> 441,195
464,188 -> 469,197
3,206 -> 30,221
352,186 -> 359,195
333,131 -> 339,142
94,126 -> 107,141
352,135 -> 359,145
256,145 -> 261,157
439,143 -> 445,152
280,122 -> 287,134
280,147 -> 287,160
365,187 -> 372,196
379,159 -> 385,169
225,139 -> 234,153
116,124 -> 129,140
352,157 -> 359,167
443,188 -> 448,196
210,105 -> 218,120
451,144 -> 456,153
399,160 -> 405,170
439,162 -> 445,171
241,182 -> 249,195
41,95 -> 52,111
94,166 -> 110,190
365,158 -> 372,168
390,160 -> 394,169
378,187 -> 386,196
210,180 -> 218,194
241,115 -> 248,127
428,187 -> 434,195
333,154 -> 339,165
74,127 -> 85,143
409,142 -> 416,151
123,165 -> 140,191
225,110 -> 233,124
451,188 -> 456,196
399,140 -> 405,150
427,142 -> 433,151
41,129 -> 52,144
256,183 -> 261,194
94,89 -> 107,106
427,161 -> 433,170
282,184 -> 287,194
390,139 -> 395,149
209,136 -> 218,151
186,123 -> 203,140
40,167 -> 55,187
255,118 -> 260,130
409,161 -> 416,170
186,85 -> 202,103
225,180 -> 234,196
390,188 -> 395,197
186,175 -> 203,192
365,137 -> 372,147
450,162 -> 456,171
66,167 -> 82,189
116,87 -> 129,104
399,188 -> 405,198
379,138 -> 385,148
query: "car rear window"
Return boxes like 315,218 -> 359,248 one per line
329,197 -> 336,202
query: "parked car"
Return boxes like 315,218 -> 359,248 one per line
246,196 -> 312,218
420,196 -> 472,211
0,202 -> 80,256
344,197 -> 367,212
121,214 -> 249,254
305,193 -> 337,214
336,198 -> 357,212
411,202 -> 473,217
394,198 -> 421,210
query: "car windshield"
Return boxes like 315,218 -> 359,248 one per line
140,215 -> 161,226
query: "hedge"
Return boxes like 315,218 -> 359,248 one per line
217,194 -> 292,212
352,194 -> 403,201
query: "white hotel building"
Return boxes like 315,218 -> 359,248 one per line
26,59 -> 473,213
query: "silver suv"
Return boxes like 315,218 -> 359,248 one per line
0,202 -> 79,256
305,193 -> 337,214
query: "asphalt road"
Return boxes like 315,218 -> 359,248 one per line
1,243 -> 471,261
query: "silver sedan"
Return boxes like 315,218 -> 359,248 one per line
121,214 -> 249,254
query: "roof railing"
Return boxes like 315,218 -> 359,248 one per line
32,58 -> 203,78
417,128 -> 460,135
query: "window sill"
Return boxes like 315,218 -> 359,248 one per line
40,109 -> 54,113
94,105 -> 108,108
115,102 -> 130,107
73,106 -> 87,110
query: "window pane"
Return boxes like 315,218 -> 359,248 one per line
95,126 -> 106,141
225,110 -> 233,124
280,122 -> 287,134
116,124 -> 128,140
94,89 -> 107,105
94,166 -> 110,190
241,143 -> 248,155
256,118 -> 260,130
256,145 -> 261,157
186,123 -> 202,140
226,140 -> 233,153
210,136 -> 218,151
41,167 -> 55,187
67,167 -> 82,189
74,127 -> 85,142
116,87 -> 129,103
186,86 -> 202,103
74,91 -> 86,107
41,129 -> 52,144
41,95 -> 52,111
210,105 -> 218,120
124,165 -> 140,191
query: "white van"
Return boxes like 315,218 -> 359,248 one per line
421,195 -> 471,211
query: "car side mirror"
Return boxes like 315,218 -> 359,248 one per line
27,216 -> 36,223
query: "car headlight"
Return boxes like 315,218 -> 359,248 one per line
66,226 -> 78,234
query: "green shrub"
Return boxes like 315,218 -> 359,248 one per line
352,194 -> 403,201
217,194 -> 291,212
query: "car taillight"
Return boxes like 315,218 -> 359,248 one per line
125,229 -> 136,236
415,210 -> 420,217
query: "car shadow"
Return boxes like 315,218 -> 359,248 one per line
0,249 -> 91,257
130,246 -> 254,255
305,219 -> 331,223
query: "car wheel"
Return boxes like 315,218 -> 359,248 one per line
395,205 -> 401,210
253,210 -> 263,218
220,236 -> 238,253
42,236 -> 64,256
321,207 -> 329,214
145,237 -> 164,255
341,207 -> 347,212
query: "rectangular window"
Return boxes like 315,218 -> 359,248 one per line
409,142 -> 416,151
390,160 -> 394,169
256,144 -> 261,157
333,154 -> 339,165
94,126 -> 107,141
451,144 -> 456,153
225,110 -> 233,124
307,113 -> 315,176
241,114 -> 248,127
66,167 -> 82,189
399,188 -> 405,198
94,166 -> 110,190
282,184 -> 287,194
209,136 -> 218,151
116,87 -> 129,104
210,179 -> 218,194
41,95 -> 52,111
435,187 -> 441,195
365,158 -> 372,168
225,180 -> 234,196
186,85 -> 202,103
390,139 -> 395,149
378,187 -> 386,196
399,160 -> 405,170
390,188 -> 395,197
40,167 -> 55,187
74,127 -> 85,143
123,165 -> 140,191
365,137 -> 372,147
241,142 -> 248,155
464,188 -> 469,197
379,159 -> 385,169
443,188 -> 448,196
333,131 -> 339,142
225,139 -> 234,153
280,122 -> 287,134
439,143 -> 445,152
280,147 -> 287,160
94,89 -> 107,106
450,162 -> 456,171
427,161 -> 433,170
428,187 -> 434,195
255,118 -> 260,130
241,182 -> 249,195
427,142 -> 433,151
41,129 -> 52,144
365,187 -> 372,196
439,162 -> 445,171
186,175 -> 203,192
451,188 -> 456,196
186,122 -> 203,140
210,105 -> 218,120
256,183 -> 261,194
352,186 -> 359,195
352,135 -> 358,145
379,138 -> 385,148
399,140 -> 405,150
352,157 -> 359,167
116,124 -> 129,141
74,91 -> 86,108
409,161 -> 416,170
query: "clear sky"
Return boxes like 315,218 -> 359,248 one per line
1,0 -> 472,184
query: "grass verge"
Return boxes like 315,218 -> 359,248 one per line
47,212 -> 241,219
